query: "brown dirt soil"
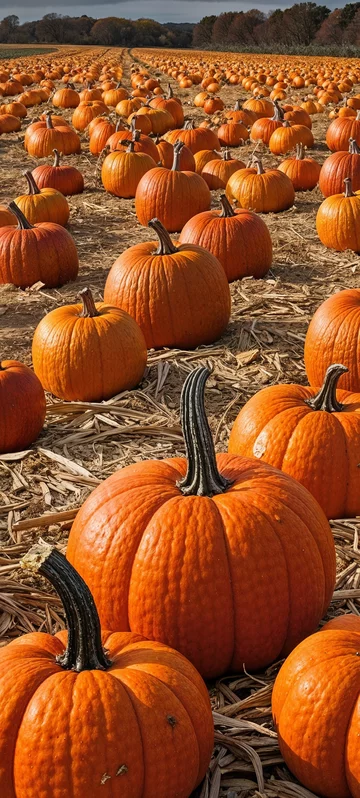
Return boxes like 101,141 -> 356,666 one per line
1,46 -> 360,798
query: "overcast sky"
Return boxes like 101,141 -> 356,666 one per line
1,0 -> 345,25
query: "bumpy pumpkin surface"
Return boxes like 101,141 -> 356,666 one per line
67,367 -> 336,679
272,614 -> 360,798
0,544 -> 213,798
305,288 -> 360,392
228,364 -> 360,519
0,360 -> 46,454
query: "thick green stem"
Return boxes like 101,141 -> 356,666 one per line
21,543 -> 111,672
178,367 -> 232,497
305,364 -> 348,412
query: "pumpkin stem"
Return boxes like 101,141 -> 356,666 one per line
254,157 -> 265,175
282,120 -> 291,128
357,110 -> 360,121
305,364 -> 348,412
167,84 -> 173,99
273,100 -> 284,121
172,140 -> 184,170
24,170 -> 41,195
8,201 -> 33,230
344,177 -> 355,197
148,217 -> 178,255
234,100 -> 241,111
79,287 -> 99,318
296,142 -> 305,160
349,137 -> 360,155
184,119 -> 194,130
115,119 -> 123,132
21,543 -> 112,672
45,111 -> 54,129
53,148 -> 61,167
178,367 -> 233,497
127,140 -> 135,153
220,194 -> 235,217
221,148 -> 232,161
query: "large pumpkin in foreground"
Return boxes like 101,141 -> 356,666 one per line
67,367 -> 336,679
228,363 -> 360,519
272,614 -> 360,798
0,543 -> 213,798
0,360 -> 46,454
305,288 -> 360,393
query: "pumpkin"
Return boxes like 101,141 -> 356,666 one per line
278,143 -> 321,191
32,149 -> 84,195
67,366 -> 335,678
225,100 -> 256,125
108,125 -> 159,162
284,107 -> 312,128
179,194 -> 272,282
229,363 -> 360,519
156,137 -> 195,171
72,101 -> 108,131
304,288 -> 360,393
0,205 -> 16,227
227,157 -> 295,213
326,111 -> 360,152
316,177 -> 360,251
165,119 -> 220,154
149,86 -> 184,127
0,101 -> 27,118
89,117 -> 116,155
135,142 -> 211,232
102,86 -> 129,106
269,121 -> 314,155
115,98 -> 142,117
25,112 -> 81,157
243,97 -> 273,117
127,112 -> 152,135
201,150 -> 246,190
194,148 -> 221,174
217,121 -> 249,147
102,140 -> 156,199
272,614 -> 360,798
104,218 -> 230,348
0,542 -> 213,798
133,105 -> 174,135
0,113 -> 21,134
203,96 -> 224,115
0,202 -> 78,288
250,100 -> 284,145
319,138 -> 360,197
52,85 -> 80,108
15,171 -> 70,227
0,360 -> 46,454
32,287 -> 147,402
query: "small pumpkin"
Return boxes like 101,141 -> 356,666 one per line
269,120 -> 314,155
0,542 -> 213,798
25,112 -> 81,157
52,85 -> 80,108
201,150 -> 246,190
0,202 -> 78,288
72,100 -> 108,131
67,366 -> 335,678
316,176 -> 360,251
156,136 -> 195,171
89,117 -> 116,155
225,100 -> 256,125
319,138 -> 360,197
149,85 -> 184,127
0,113 -> 21,134
227,157 -> 295,213
0,360 -> 46,454
229,363 -> 360,519
250,100 -> 284,145
217,121 -> 249,147
107,124 -> 159,162
15,171 -> 70,226
179,194 -> 272,282
326,111 -> 360,152
194,148 -> 221,174
32,149 -> 84,196
0,205 -> 16,227
102,140 -> 156,199
32,287 -> 147,402
272,615 -> 360,798
305,288 -> 360,393
165,119 -> 220,154
278,143 -> 321,191
0,101 -> 27,118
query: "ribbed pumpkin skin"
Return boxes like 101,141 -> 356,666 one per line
0,206 -> 16,226
272,615 -> 360,798
15,187 -> 70,227
250,116 -> 282,145
89,119 -> 115,155
319,150 -> 360,197
32,163 -> 84,196
179,207 -> 272,281
32,301 -> 147,402
104,240 -> 230,349
135,168 -> 211,232
72,101 -> 108,131
67,454 -> 335,678
102,150 -> 156,199
305,289 -> 360,392
228,168 -> 295,213
228,379 -> 360,519
201,158 -> 245,190
0,360 -> 46,453
165,126 -> 220,154
316,192 -> 360,251
194,149 -> 221,174
278,155 -> 321,191
156,139 -> 195,171
107,131 -> 159,162
217,122 -> 249,146
326,116 -> 360,151
269,124 -> 314,155
0,630 -> 213,798
150,96 -> 184,127
25,125 -> 81,157
0,223 -> 78,288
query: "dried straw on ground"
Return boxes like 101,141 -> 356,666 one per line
1,47 -> 360,798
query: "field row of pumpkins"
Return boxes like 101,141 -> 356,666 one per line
1,47 -> 360,798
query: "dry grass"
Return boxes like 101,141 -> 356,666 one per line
1,47 -> 360,798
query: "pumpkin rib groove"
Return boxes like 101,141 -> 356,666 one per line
210,500 -> 236,672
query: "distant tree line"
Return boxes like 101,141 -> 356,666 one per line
1,4 -> 360,54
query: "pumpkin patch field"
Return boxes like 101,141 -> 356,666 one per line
1,43 -> 360,798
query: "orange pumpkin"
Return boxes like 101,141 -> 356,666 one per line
226,157 -> 295,213
201,150 -> 246,190
0,360 -> 46,454
15,171 -> 70,227
316,176 -> 360,251
32,149 -> 84,196
305,288 -> 360,393
101,141 -> 156,199
319,138 -> 360,196
278,143 -> 321,191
